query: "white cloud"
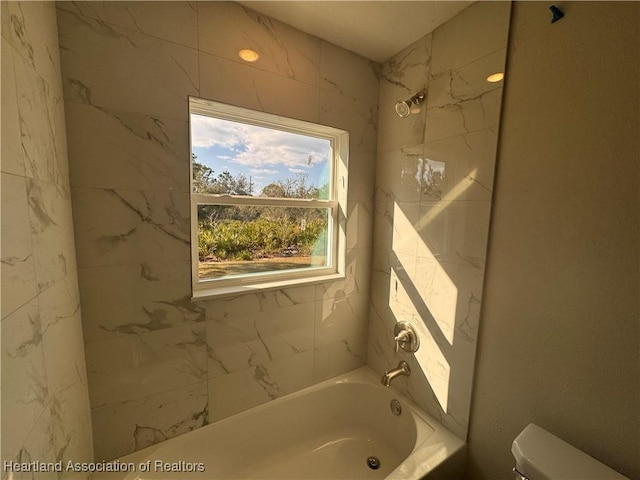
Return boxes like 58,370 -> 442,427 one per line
233,129 -> 330,168
191,114 -> 331,168
216,155 -> 233,160
249,168 -> 278,175
288,168 -> 306,174
190,114 -> 246,148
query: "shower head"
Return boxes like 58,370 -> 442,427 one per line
395,90 -> 426,118
395,100 -> 412,118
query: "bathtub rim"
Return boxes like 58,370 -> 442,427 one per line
105,365 -> 465,480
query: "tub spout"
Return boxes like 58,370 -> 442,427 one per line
381,361 -> 411,387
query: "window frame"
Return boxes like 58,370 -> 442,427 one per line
189,97 -> 348,300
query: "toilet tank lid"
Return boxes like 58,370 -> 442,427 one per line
511,424 -> 629,480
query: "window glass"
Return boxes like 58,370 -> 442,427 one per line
197,205 -> 329,280
191,114 -> 331,200
188,97 -> 347,296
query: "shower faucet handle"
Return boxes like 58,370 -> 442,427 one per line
393,321 -> 420,353
394,330 -> 410,352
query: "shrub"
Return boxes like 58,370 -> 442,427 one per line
198,217 -> 327,261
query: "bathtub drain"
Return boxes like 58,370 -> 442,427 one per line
367,456 -> 381,470
390,399 -> 402,416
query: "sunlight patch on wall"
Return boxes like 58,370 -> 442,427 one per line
415,257 -> 458,345
391,202 -> 417,257
392,203 -> 458,344
387,260 -> 452,413
415,328 -> 451,412
389,266 -> 418,321
387,202 -> 457,412
386,165 -> 481,411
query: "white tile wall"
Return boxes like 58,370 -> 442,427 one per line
1,1 -> 93,475
368,1 -> 511,440
57,0 -> 377,460
2,0 -> 511,466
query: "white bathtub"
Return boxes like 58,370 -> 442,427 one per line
102,367 -> 464,480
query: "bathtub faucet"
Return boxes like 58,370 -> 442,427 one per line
381,361 -> 411,387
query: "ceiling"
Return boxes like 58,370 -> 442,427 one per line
238,1 -> 473,63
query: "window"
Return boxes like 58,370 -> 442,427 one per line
189,97 -> 348,298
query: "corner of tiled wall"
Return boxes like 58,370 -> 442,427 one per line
1,1 -> 93,477
368,0 -> 512,440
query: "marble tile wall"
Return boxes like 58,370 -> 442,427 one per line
56,1 -> 377,461
367,1 -> 511,440
1,1 -> 93,477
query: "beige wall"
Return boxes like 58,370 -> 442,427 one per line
1,1 -> 93,474
57,1 -> 376,461
467,2 -> 639,479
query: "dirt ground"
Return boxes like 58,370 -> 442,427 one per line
199,256 -> 320,279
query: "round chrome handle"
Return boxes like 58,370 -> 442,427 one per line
393,321 -> 420,353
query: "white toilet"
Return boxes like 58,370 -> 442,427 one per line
512,423 -> 629,480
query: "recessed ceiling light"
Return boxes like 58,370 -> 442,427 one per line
239,49 -> 259,62
486,72 -> 504,83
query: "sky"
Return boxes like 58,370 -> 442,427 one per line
190,114 -> 331,195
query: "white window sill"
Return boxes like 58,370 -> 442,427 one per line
191,272 -> 345,301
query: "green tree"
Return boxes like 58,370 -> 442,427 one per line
192,155 -> 215,193
195,161 -> 328,259
212,171 -> 252,195
192,154 -> 253,195
260,172 -> 318,199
